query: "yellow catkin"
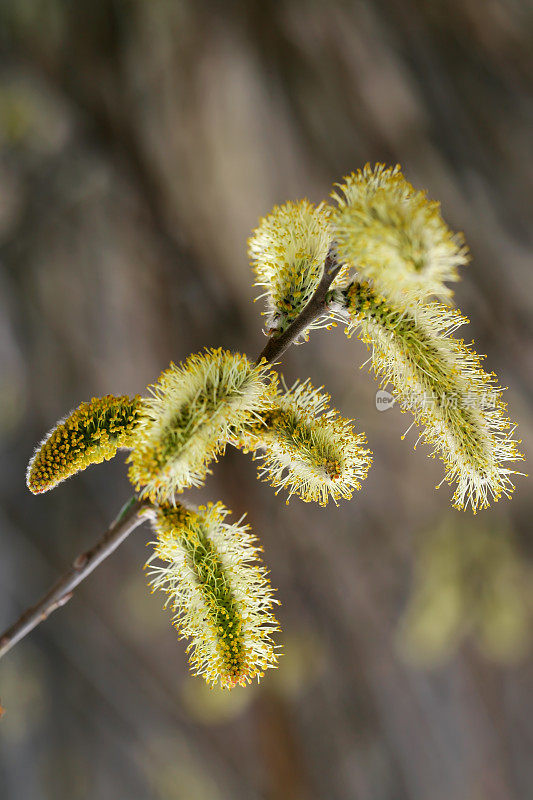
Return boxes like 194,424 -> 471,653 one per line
147,502 -> 281,689
249,200 -> 348,336
332,163 -> 469,302
27,395 -> 141,494
128,349 -> 277,502
234,379 -> 372,506
336,282 -> 524,511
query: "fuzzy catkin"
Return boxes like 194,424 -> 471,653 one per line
249,200 -> 342,336
148,502 -> 280,689
332,164 -> 469,302
27,395 -> 141,494
337,281 -> 523,511
128,349 -> 277,502
235,379 -> 372,506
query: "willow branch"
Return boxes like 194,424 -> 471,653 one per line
1,254 -> 340,660
0,497 -> 149,659
256,252 -> 341,364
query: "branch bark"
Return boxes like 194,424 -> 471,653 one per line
0,497 -> 148,659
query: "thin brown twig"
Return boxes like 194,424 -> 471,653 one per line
0,254 -> 341,661
0,497 -> 149,659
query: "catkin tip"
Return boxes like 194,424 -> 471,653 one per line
27,395 -> 142,494
332,163 -> 469,302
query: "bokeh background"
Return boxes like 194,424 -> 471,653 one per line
0,1 -> 532,798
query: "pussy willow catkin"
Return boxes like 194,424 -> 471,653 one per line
249,200 -> 347,336
337,281 -> 523,511
27,395 -> 141,493
147,502 -> 280,689
235,379 -> 372,506
128,349 -> 277,502
332,164 -> 469,302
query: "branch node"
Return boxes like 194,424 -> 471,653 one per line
73,554 -> 89,570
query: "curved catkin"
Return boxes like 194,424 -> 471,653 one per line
332,164 -> 469,302
337,282 -> 524,511
248,200 -> 340,335
147,503 -> 280,689
236,379 -> 372,506
27,395 -> 142,494
128,349 -> 277,502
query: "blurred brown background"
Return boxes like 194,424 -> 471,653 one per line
0,1 -> 532,798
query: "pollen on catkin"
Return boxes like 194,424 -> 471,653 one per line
235,379 -> 372,506
249,200 -> 345,336
331,164 -> 469,302
27,395 -> 142,494
128,349 -> 277,503
336,281 -> 524,511
147,502 -> 281,689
